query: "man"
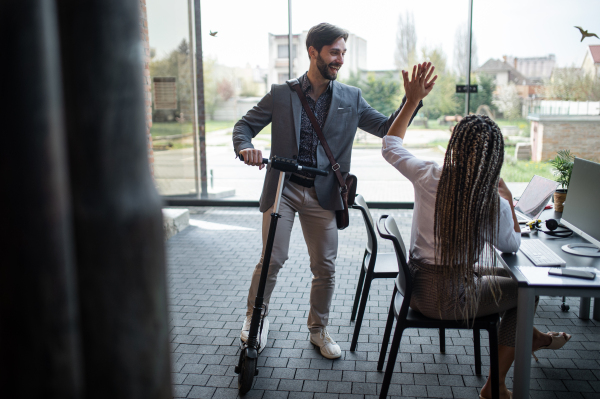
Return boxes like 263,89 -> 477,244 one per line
232,22 -> 422,359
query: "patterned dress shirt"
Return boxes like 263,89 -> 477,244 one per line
296,73 -> 333,178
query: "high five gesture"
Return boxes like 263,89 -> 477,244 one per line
387,62 -> 438,139
403,62 -> 437,104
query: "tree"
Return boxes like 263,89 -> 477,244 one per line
394,12 -> 417,71
217,79 -> 235,102
176,40 -> 194,122
202,56 -> 219,120
453,24 -> 478,78
468,74 -> 495,115
177,39 -> 189,55
493,84 -> 522,120
543,67 -> 600,101
344,71 -> 401,116
239,77 -> 261,97
149,39 -> 195,121
414,46 -> 460,120
592,79 -> 600,102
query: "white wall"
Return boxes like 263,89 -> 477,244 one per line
495,71 -> 509,86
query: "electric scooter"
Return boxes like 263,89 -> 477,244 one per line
234,155 -> 329,394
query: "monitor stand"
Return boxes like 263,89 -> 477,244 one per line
562,243 -> 600,257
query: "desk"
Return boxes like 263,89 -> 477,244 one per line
497,210 -> 600,398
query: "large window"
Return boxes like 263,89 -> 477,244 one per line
472,0 -> 600,196
291,0 -> 468,202
147,0 -> 600,203
147,0 -> 197,197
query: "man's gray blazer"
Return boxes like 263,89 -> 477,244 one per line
232,79 -> 422,212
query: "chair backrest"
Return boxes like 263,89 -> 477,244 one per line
376,215 -> 411,298
352,194 -> 376,255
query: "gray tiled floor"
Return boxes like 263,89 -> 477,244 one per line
167,207 -> 600,399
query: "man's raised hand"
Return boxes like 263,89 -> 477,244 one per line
239,148 -> 265,170
402,62 -> 437,104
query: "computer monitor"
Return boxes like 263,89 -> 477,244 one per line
560,158 -> 600,257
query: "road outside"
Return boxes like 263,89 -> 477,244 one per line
154,128 -> 528,201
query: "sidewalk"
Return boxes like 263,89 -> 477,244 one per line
167,206 -> 600,399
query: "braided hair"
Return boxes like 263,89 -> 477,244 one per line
433,114 -> 505,321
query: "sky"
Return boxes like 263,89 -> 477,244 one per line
147,0 -> 600,72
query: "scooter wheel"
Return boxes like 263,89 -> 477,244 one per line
238,349 -> 256,394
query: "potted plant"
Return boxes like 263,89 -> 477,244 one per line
549,149 -> 574,212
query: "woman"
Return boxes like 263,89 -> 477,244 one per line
382,62 -> 571,399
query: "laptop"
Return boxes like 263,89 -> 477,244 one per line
513,175 -> 559,223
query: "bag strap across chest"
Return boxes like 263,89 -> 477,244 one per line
286,79 -> 347,192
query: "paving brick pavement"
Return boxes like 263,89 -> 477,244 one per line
167,206 -> 600,399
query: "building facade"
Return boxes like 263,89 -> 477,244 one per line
505,54 -> 556,85
529,115 -> 600,162
582,45 -> 600,79
475,57 -> 548,98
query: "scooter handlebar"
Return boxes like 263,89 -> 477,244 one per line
238,154 -> 329,176
297,165 -> 329,176
238,154 -> 269,165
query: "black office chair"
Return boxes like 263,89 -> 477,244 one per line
376,215 -> 500,399
349,194 -> 398,352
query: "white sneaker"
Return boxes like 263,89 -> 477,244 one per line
310,328 -> 342,359
240,316 -> 269,353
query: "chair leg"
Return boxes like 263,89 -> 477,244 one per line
439,328 -> 445,354
488,324 -> 500,399
380,323 -> 404,399
474,328 -> 481,375
351,263 -> 366,321
350,273 -> 373,351
378,286 -> 397,371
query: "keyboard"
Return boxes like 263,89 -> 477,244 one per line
516,211 -> 534,223
519,239 -> 566,266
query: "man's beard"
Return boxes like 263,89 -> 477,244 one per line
316,53 -> 341,81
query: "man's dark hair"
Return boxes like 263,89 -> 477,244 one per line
305,23 -> 349,58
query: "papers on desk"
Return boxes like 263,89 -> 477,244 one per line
516,266 -> 599,286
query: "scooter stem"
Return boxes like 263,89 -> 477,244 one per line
246,170 -> 286,349
273,170 -> 285,214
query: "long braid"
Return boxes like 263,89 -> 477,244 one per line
433,115 -> 505,321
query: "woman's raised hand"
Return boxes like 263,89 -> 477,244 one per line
497,177 -> 513,203
385,62 -> 438,139
402,62 -> 437,104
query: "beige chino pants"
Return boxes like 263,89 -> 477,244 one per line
246,179 -> 338,333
